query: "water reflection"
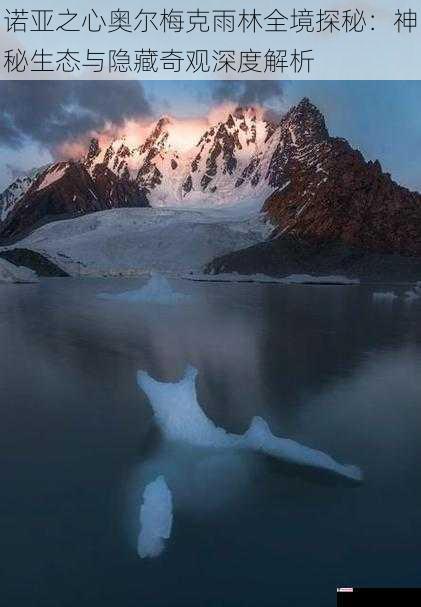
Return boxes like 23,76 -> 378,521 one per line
0,278 -> 420,606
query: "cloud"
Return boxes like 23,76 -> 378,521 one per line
210,81 -> 285,107
0,81 -> 152,150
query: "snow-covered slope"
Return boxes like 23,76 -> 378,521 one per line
18,205 -> 269,276
0,167 -> 43,222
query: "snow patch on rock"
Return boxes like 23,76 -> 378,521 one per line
0,167 -> 43,221
36,165 -> 67,191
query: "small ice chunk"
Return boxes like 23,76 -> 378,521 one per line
404,282 -> 421,303
0,258 -> 39,283
98,273 -> 190,305
373,291 -> 398,302
137,476 -> 173,558
137,366 -> 363,482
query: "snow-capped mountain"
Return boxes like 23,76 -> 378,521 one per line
83,107 -> 278,206
2,98 -> 421,262
177,107 -> 278,205
0,106 -> 278,238
0,167 -> 43,222
0,156 -> 149,239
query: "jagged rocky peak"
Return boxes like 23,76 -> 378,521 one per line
282,97 -> 329,145
199,105 -> 269,153
233,105 -> 257,118
227,105 -> 258,126
0,97 -> 333,238
142,116 -> 172,149
156,115 -> 172,130
87,137 -> 101,160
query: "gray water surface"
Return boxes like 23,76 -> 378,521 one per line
1,278 -> 420,607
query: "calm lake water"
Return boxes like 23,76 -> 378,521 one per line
1,277 -> 421,607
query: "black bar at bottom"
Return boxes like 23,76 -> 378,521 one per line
337,588 -> 421,606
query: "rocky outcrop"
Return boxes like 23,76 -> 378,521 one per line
0,248 -> 69,277
204,235 -> 421,283
261,98 -> 421,256
205,98 -> 421,276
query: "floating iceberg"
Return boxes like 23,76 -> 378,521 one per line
98,273 -> 190,304
137,475 -> 173,558
137,366 -> 362,482
373,291 -> 398,302
0,258 -> 39,284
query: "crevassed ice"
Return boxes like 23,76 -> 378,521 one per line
137,365 -> 363,482
137,475 -> 173,558
98,273 -> 190,304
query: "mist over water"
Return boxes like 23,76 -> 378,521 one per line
0,277 -> 421,606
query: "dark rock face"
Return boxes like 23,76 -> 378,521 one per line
90,162 -> 148,209
204,236 -> 421,283
1,162 -> 98,238
0,156 -> 149,240
0,248 -> 69,277
206,97 -> 421,277
182,175 -> 193,194
262,99 -> 421,256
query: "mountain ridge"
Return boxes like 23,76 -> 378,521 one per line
2,97 -> 421,266
0,104 -> 278,238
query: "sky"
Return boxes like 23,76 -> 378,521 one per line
1,80 -> 421,192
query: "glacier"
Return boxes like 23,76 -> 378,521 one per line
18,205 -> 269,277
137,476 -> 173,559
137,365 -> 363,482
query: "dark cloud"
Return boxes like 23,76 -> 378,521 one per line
211,81 -> 285,107
0,81 -> 152,149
